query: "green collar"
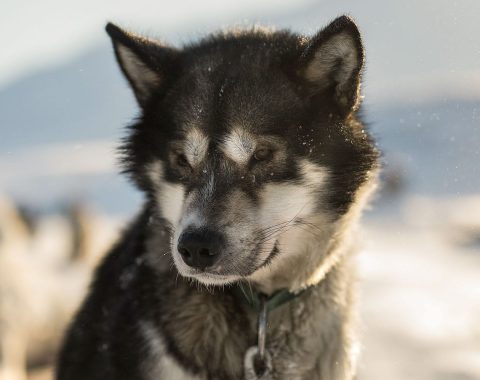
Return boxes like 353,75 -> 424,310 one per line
233,282 -> 311,376
232,282 -> 306,313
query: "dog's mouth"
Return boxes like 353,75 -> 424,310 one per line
177,241 -> 280,286
257,241 -> 280,269
184,271 -> 243,286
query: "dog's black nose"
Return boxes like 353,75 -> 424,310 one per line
177,230 -> 223,270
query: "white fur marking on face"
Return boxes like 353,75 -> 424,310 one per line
184,128 -> 209,167
258,159 -> 328,226
147,161 -> 185,226
160,183 -> 185,227
249,160 -> 331,291
221,128 -> 256,164
299,160 -> 329,188
199,172 -> 215,201
178,210 -> 205,231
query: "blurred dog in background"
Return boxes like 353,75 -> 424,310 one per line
0,196 -> 118,380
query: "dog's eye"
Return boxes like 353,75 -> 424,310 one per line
175,153 -> 190,169
253,148 -> 273,162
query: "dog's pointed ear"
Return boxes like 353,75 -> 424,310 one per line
299,16 -> 364,115
105,23 -> 178,108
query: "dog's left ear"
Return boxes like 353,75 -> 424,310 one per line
105,23 -> 179,108
299,16 -> 364,115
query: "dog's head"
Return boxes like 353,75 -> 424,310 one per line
106,16 -> 378,286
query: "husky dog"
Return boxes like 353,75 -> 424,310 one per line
57,15 -> 379,380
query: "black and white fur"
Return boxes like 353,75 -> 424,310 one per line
57,15 -> 379,380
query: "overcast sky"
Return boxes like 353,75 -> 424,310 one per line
2,0 -> 480,99
0,0 -> 309,87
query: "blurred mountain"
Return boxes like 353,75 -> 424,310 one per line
0,45 -> 142,214
0,44 -> 135,150
369,99 -> 480,196
0,17 -> 479,213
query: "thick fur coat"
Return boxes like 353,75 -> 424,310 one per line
57,15 -> 379,380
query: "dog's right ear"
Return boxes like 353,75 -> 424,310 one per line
105,23 -> 179,108
297,16 -> 364,116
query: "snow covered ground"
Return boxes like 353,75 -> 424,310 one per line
358,197 -> 480,380
22,196 -> 480,380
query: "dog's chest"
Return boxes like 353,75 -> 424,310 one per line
141,262 -> 343,379
145,281 -> 256,379
143,287 -> 328,380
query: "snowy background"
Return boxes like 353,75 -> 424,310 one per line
1,0 -> 479,379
